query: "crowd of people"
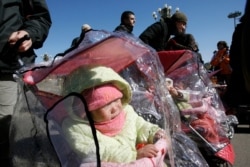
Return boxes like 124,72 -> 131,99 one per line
0,0 -> 250,166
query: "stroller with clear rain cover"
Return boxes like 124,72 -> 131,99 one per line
11,29 -> 213,167
158,50 -> 238,167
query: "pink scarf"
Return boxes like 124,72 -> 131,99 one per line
94,111 -> 126,137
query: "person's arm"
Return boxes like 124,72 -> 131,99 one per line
21,0 -> 52,49
62,118 -> 138,163
167,85 -> 190,102
221,50 -> 230,64
131,105 -> 165,157
139,23 -> 161,44
62,120 -> 97,158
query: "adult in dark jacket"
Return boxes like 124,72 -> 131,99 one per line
0,0 -> 51,166
241,0 -> 250,93
114,11 -> 136,34
224,2 -> 250,108
139,11 -> 188,51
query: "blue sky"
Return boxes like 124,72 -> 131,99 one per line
36,0 -> 246,63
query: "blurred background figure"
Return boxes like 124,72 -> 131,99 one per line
224,0 -> 250,109
114,11 -> 136,34
210,41 -> 232,85
71,24 -> 92,47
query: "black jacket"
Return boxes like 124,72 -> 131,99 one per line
114,24 -> 133,34
0,0 -> 52,71
139,20 -> 172,51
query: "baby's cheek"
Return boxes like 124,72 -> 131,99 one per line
91,110 -> 108,122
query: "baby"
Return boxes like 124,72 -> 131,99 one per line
166,78 -> 220,144
61,66 -> 168,165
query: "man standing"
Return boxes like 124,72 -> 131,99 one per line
114,11 -> 136,34
0,0 -> 52,166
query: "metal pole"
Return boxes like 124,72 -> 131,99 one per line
227,11 -> 242,29
234,17 -> 236,28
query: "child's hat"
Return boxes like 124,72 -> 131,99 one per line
82,84 -> 123,111
165,78 -> 173,87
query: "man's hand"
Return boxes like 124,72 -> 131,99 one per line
8,30 -> 32,52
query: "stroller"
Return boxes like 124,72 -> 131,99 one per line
10,29 -> 216,167
158,50 -> 238,166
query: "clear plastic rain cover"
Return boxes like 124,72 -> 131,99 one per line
158,50 -> 236,165
10,30 -> 213,167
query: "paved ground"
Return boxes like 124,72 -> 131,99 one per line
231,125 -> 250,167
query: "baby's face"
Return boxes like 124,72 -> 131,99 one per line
90,98 -> 123,123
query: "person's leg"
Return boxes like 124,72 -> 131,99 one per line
0,80 -> 18,167
0,80 -> 18,116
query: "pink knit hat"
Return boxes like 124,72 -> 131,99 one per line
82,84 -> 123,111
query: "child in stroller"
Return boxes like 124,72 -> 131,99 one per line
61,66 -> 168,165
165,77 -> 220,145
158,50 -> 237,166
